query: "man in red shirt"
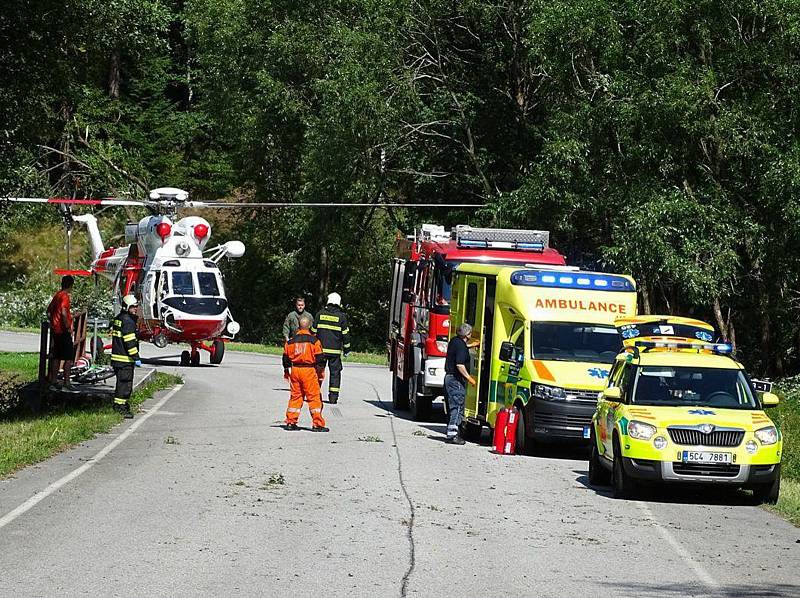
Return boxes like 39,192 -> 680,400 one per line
47,275 -> 78,392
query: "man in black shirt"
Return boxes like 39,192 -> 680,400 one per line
444,323 -> 477,445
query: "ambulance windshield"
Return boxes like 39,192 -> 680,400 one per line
632,366 -> 757,409
531,322 -> 621,363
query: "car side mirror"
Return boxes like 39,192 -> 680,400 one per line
499,341 -> 515,363
602,386 -> 622,401
761,392 -> 780,408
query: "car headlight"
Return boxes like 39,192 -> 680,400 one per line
533,384 -> 567,401
628,420 -> 657,441
755,426 -> 778,446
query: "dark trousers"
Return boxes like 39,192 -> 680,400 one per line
445,374 -> 466,438
114,365 -> 134,406
321,354 -> 343,400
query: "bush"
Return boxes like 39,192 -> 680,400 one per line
0,270 -> 113,329
774,376 -> 800,481
0,372 -> 26,415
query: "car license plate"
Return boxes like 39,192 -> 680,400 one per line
681,451 -> 732,464
583,426 -> 591,439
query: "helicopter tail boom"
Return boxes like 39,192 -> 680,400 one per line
71,214 -> 105,259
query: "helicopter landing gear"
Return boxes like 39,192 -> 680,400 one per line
190,350 -> 200,367
210,339 -> 225,365
180,350 -> 190,366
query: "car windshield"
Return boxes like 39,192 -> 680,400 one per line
198,272 -> 220,296
171,271 -> 195,295
531,322 -> 621,363
632,366 -> 757,409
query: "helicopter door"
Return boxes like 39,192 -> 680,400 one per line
142,271 -> 157,320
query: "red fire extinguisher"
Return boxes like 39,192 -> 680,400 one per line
493,406 -> 519,455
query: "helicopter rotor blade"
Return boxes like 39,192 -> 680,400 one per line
183,201 -> 483,209
1,197 -> 152,207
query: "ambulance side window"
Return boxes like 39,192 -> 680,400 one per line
618,364 -> 635,403
465,283 -> 478,326
511,320 -> 525,358
608,361 -> 623,388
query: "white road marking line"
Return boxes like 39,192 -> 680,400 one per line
636,501 -> 720,591
0,384 -> 184,531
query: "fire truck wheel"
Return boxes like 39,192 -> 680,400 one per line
210,340 -> 225,365
180,351 -> 190,366
408,376 -> 431,421
392,376 -> 409,410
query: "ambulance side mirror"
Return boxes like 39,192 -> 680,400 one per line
499,341 -> 516,363
761,392 -> 780,408
602,386 -> 622,401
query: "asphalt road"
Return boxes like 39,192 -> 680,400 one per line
0,331 -> 798,597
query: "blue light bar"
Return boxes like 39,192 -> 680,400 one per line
510,270 -> 635,292
633,340 -> 733,355
457,239 -> 544,252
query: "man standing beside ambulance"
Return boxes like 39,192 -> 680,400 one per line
444,323 -> 477,445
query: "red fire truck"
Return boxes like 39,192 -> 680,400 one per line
388,224 -> 566,420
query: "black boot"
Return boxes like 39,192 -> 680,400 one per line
114,401 -> 133,419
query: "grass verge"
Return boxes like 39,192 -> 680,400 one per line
771,377 -> 800,525
227,341 -> 387,366
766,478 -> 800,526
0,325 -> 41,334
0,371 -> 181,477
0,351 -> 39,379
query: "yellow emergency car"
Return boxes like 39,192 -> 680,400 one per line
589,316 -> 782,504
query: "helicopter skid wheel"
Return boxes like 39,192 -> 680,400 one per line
210,339 -> 225,365
180,350 -> 190,366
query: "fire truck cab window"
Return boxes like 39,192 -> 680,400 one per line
465,282 -> 478,326
198,272 -> 220,296
172,271 -> 195,295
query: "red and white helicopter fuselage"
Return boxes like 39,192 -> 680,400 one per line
74,200 -> 244,364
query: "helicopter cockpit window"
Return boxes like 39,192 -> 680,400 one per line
198,272 -> 220,296
203,260 -> 218,269
172,271 -> 195,295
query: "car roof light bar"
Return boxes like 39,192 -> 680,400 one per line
633,340 -> 733,355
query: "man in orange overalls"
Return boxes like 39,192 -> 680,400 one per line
283,313 -> 329,432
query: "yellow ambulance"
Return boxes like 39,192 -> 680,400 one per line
449,263 -> 637,452
590,316 -> 782,503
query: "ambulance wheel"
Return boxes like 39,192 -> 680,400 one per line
751,466 -> 780,505
210,340 -> 225,365
180,351 -> 190,366
408,376 -> 431,421
392,376 -> 409,410
612,436 -> 637,499
460,419 -> 482,442
589,431 -> 611,486
190,351 -> 200,367
514,405 -> 529,455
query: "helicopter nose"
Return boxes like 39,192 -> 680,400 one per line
174,318 -> 227,340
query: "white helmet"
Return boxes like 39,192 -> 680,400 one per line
122,294 -> 138,308
326,292 -> 342,306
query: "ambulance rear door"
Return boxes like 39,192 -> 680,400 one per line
462,275 -> 487,420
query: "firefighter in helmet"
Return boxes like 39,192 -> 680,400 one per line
312,292 -> 351,404
283,313 -> 328,431
111,294 -> 142,418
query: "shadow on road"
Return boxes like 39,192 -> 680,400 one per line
600,581 -> 800,597
142,356 -> 216,368
575,471 -> 763,506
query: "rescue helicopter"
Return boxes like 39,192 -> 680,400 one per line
4,188 -> 479,366
6,188 -> 245,366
